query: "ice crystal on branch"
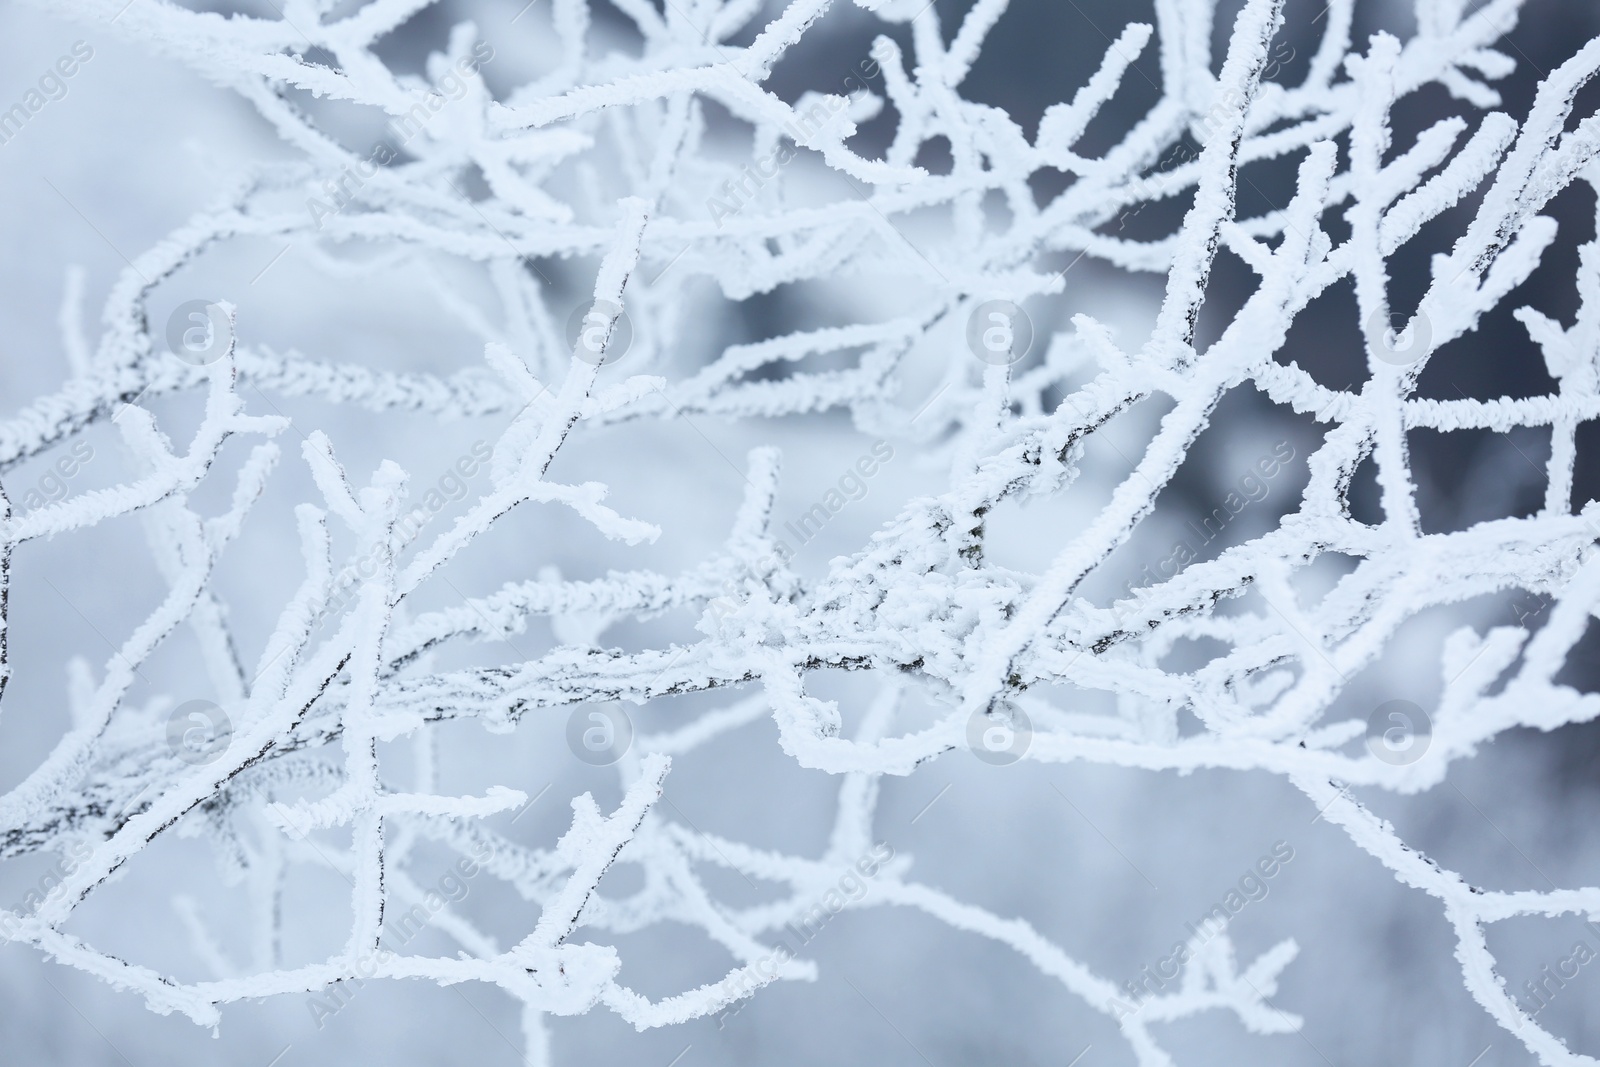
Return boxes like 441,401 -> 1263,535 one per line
3,0 -> 1600,1062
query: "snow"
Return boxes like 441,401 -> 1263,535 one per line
2,0 -> 1600,1063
